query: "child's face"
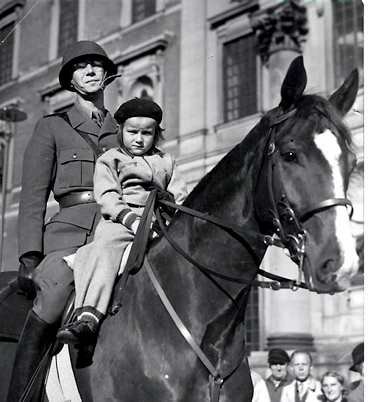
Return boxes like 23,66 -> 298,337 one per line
121,117 -> 156,156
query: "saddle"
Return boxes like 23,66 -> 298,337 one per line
0,271 -> 33,342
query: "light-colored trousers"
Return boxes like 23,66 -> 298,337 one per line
70,215 -> 139,316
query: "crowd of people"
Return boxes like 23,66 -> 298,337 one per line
251,343 -> 364,402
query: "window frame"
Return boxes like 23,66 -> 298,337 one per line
49,0 -> 84,62
0,1 -> 24,88
331,0 -> 363,88
216,13 -> 261,125
222,33 -> 258,123
131,0 -> 157,24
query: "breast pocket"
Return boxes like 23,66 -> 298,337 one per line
58,148 -> 95,188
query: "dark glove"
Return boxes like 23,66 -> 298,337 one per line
18,252 -> 43,299
156,190 -> 176,217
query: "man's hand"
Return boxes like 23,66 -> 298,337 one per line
18,252 -> 42,299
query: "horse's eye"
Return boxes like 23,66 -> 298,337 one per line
282,151 -> 297,162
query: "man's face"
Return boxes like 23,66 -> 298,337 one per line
71,58 -> 106,95
291,353 -> 311,381
270,363 -> 288,381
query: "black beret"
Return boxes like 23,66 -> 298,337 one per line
114,98 -> 163,125
268,348 -> 290,365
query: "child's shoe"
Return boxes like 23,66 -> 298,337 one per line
57,308 -> 102,345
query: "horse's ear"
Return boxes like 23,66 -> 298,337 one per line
279,56 -> 307,110
328,69 -> 359,116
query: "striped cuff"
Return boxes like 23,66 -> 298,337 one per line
116,208 -> 139,228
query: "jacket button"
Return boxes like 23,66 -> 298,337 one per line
73,154 -> 77,158
102,147 -> 107,152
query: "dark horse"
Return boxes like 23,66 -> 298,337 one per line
6,57 -> 360,402
67,57 -> 359,402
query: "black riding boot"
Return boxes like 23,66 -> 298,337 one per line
6,310 -> 55,402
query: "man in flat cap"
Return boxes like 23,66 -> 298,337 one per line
347,342 -> 364,402
7,40 -> 119,401
265,348 -> 292,402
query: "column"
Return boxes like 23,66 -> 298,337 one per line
252,0 -> 313,351
262,247 -> 315,350
179,0 -> 206,154
251,0 -> 309,110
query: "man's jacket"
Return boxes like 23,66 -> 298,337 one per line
18,105 -> 118,257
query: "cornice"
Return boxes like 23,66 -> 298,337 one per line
208,1 -> 259,29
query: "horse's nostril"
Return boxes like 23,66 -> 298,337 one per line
317,261 -> 338,285
321,259 -> 335,272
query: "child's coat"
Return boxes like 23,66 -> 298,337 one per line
72,147 -> 188,315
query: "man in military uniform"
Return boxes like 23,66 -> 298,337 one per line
7,40 -> 119,401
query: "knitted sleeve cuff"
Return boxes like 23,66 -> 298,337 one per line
116,208 -> 139,228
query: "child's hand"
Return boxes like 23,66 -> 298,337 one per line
131,219 -> 140,234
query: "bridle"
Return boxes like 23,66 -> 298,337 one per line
257,108 -> 353,290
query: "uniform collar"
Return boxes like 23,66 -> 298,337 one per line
66,104 -> 117,137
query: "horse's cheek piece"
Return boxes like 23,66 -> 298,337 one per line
258,108 -> 353,291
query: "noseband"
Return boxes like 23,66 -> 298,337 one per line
260,109 -> 353,288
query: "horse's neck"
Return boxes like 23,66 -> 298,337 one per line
148,232 -> 257,376
147,142 -> 268,371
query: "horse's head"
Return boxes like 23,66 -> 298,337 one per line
255,57 -> 359,293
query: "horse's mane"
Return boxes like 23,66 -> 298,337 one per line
183,116 -> 269,220
293,94 -> 353,151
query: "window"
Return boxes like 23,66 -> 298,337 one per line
58,0 -> 78,57
223,34 -> 257,123
0,22 -> 14,86
132,0 -> 156,23
130,76 -> 154,100
244,287 -> 260,350
333,0 -> 363,87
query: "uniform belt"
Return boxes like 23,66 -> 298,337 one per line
57,191 -> 96,208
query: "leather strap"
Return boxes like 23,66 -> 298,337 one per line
57,191 -> 95,209
144,258 -> 220,380
156,201 -> 309,291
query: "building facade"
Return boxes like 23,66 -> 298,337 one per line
0,0 -> 363,379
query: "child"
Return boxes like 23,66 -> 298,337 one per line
57,98 -> 188,345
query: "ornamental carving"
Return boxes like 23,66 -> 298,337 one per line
251,0 -> 309,64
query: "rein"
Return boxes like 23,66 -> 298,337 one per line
156,199 -> 309,291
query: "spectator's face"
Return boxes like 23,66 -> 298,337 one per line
322,376 -> 343,402
291,353 -> 311,381
121,117 -> 156,155
270,363 -> 288,381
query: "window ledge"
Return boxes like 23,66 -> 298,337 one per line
0,78 -> 17,93
0,0 -> 25,18
113,31 -> 174,65
214,112 -> 262,134
208,0 -> 258,29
